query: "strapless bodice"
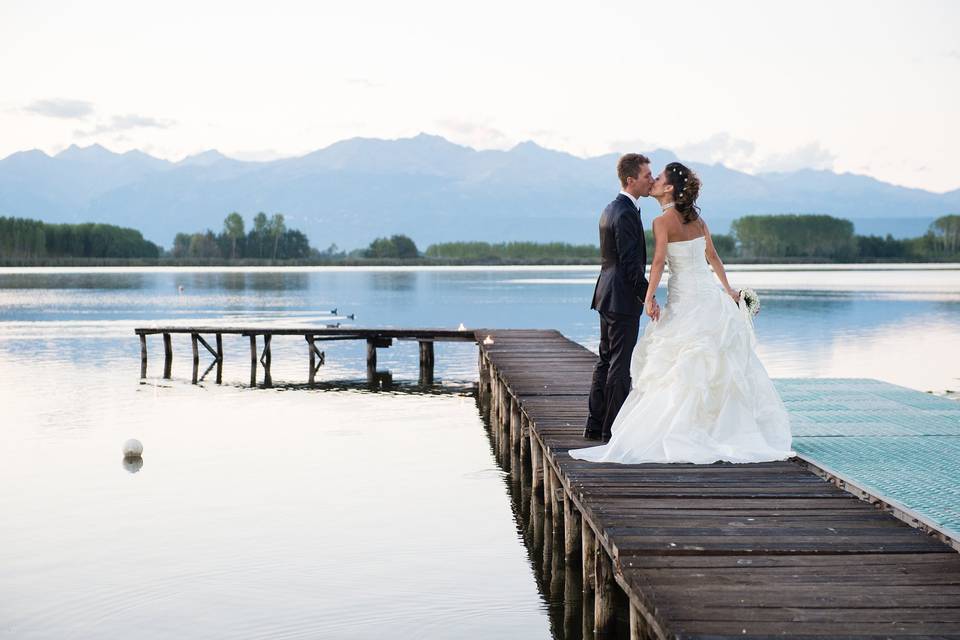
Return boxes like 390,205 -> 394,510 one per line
665,235 -> 709,274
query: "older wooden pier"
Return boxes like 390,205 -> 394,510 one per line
135,326 -> 476,387
478,330 -> 960,639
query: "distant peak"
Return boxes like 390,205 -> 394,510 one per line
56,143 -> 114,158
178,149 -> 229,166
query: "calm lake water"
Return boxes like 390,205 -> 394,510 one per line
1,264 -> 958,639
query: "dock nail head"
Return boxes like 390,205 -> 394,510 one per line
483,335 -> 494,345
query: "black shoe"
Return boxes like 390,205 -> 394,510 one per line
583,428 -> 603,440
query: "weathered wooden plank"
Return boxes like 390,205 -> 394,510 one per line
479,329 -> 960,640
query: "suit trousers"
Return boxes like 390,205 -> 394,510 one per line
585,310 -> 641,437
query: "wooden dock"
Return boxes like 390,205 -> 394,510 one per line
135,326 -> 477,387
477,330 -> 960,639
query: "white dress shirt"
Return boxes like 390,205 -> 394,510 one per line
618,190 -> 640,211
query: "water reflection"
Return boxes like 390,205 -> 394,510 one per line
368,270 -> 417,291
122,456 -> 144,473
479,399 -> 635,640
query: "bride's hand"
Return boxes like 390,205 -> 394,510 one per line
645,298 -> 660,321
727,288 -> 741,304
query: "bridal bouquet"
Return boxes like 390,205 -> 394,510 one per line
739,288 -> 761,316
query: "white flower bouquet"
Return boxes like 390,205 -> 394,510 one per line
739,288 -> 760,316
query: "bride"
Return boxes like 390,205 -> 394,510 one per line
569,162 -> 795,465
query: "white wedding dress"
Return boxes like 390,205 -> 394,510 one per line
569,236 -> 795,464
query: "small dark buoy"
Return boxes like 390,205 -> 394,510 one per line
346,313 -> 355,320
330,308 -> 337,315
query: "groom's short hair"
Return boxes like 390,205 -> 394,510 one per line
617,153 -> 650,187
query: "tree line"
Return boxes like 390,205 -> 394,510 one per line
731,214 -> 960,261
0,217 -> 161,259
3,212 -> 958,263
172,212 -> 312,260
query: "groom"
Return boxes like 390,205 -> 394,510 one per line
584,153 -> 653,441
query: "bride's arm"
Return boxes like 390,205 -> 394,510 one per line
703,222 -> 740,303
644,217 -> 667,320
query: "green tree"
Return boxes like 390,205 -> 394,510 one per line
223,212 -> 245,259
732,214 -> 856,259
252,212 -> 269,258
366,234 -> 419,259
931,214 -> 960,255
268,213 -> 286,259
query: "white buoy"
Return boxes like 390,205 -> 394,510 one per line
177,285 -> 184,294
123,438 -> 143,458
458,323 -> 467,331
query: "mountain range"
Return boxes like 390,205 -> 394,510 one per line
1,134 -> 957,250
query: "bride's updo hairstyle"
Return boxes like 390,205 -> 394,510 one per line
665,162 -> 701,223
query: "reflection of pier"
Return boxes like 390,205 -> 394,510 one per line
478,330 -> 960,639
135,327 -> 476,387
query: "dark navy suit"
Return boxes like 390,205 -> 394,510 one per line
585,193 -> 649,439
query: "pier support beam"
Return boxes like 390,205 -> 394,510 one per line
530,431 -> 542,496
260,334 -> 273,388
139,334 -> 147,379
418,340 -> 434,385
564,492 -> 582,561
582,521 -> 596,594
366,337 -> 392,383
191,333 -> 199,384
594,546 -> 616,634
162,333 -> 173,378
509,398 -> 521,452
215,333 -> 223,384
249,335 -> 257,387
543,456 -> 554,515
520,415 -> 530,466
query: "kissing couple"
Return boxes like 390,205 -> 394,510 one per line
571,153 -> 795,465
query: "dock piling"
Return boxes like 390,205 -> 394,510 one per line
139,333 -> 147,379
190,333 -> 199,384
418,340 -> 434,385
162,333 -> 172,378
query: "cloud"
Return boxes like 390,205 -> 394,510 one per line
759,141 -> 835,172
24,98 -> 95,119
435,118 -> 511,147
677,133 -> 757,167
75,114 -> 175,137
345,77 -> 382,89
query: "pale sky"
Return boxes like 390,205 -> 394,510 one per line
1,0 -> 957,192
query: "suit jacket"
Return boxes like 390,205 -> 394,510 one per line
591,193 -> 649,316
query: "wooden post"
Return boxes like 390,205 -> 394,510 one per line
510,397 -> 521,452
564,491 -> 582,561
190,333 -> 199,384
215,333 -> 223,384
366,338 -> 377,379
594,547 -> 615,634
308,335 -> 317,385
418,340 -> 434,385
498,381 -> 510,433
520,415 -> 530,466
478,351 -> 490,408
582,521 -> 596,594
139,333 -> 147,379
262,334 -> 272,388
249,334 -> 257,387
543,457 -> 553,514
162,333 -> 172,379
530,430 -> 542,496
